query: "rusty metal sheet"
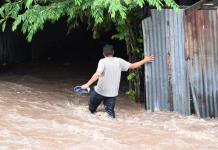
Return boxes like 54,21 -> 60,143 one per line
184,9 -> 218,118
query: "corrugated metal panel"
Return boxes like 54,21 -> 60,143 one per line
142,10 -> 168,111
0,30 -> 29,67
142,9 -> 190,115
171,9 -> 190,116
184,10 -> 218,118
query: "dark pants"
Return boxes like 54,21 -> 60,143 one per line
89,90 -> 116,118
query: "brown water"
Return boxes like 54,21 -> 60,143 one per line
0,62 -> 218,150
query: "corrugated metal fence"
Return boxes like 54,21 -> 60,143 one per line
185,10 -> 218,118
0,30 -> 30,67
142,9 -> 218,118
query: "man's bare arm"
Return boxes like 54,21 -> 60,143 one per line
81,70 -> 102,89
129,55 -> 154,70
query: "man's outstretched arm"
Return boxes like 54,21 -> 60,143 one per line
81,70 -> 102,89
129,55 -> 154,70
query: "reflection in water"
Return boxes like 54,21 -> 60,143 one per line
0,64 -> 218,150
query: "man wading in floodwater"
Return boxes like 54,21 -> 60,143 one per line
81,44 -> 154,118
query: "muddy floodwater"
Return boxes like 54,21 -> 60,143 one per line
0,62 -> 218,150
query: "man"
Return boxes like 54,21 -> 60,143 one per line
81,44 -> 154,118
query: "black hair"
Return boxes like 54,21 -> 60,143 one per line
103,44 -> 114,56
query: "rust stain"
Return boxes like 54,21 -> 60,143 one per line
167,49 -> 173,111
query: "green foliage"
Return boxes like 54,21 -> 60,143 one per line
24,0 -> 33,9
127,69 -> 140,100
0,1 -> 21,31
126,89 -> 136,100
0,0 -> 179,41
127,71 -> 137,81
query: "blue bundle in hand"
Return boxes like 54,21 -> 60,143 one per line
73,86 -> 90,95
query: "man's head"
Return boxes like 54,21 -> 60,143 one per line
103,44 -> 114,57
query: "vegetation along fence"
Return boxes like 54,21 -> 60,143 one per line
142,9 -> 218,118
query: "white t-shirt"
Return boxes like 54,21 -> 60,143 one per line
94,57 -> 131,97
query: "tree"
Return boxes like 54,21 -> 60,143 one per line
0,0 -> 178,100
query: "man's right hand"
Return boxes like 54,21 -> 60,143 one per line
144,55 -> 154,63
81,84 -> 89,89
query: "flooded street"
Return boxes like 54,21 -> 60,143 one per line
0,62 -> 218,150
